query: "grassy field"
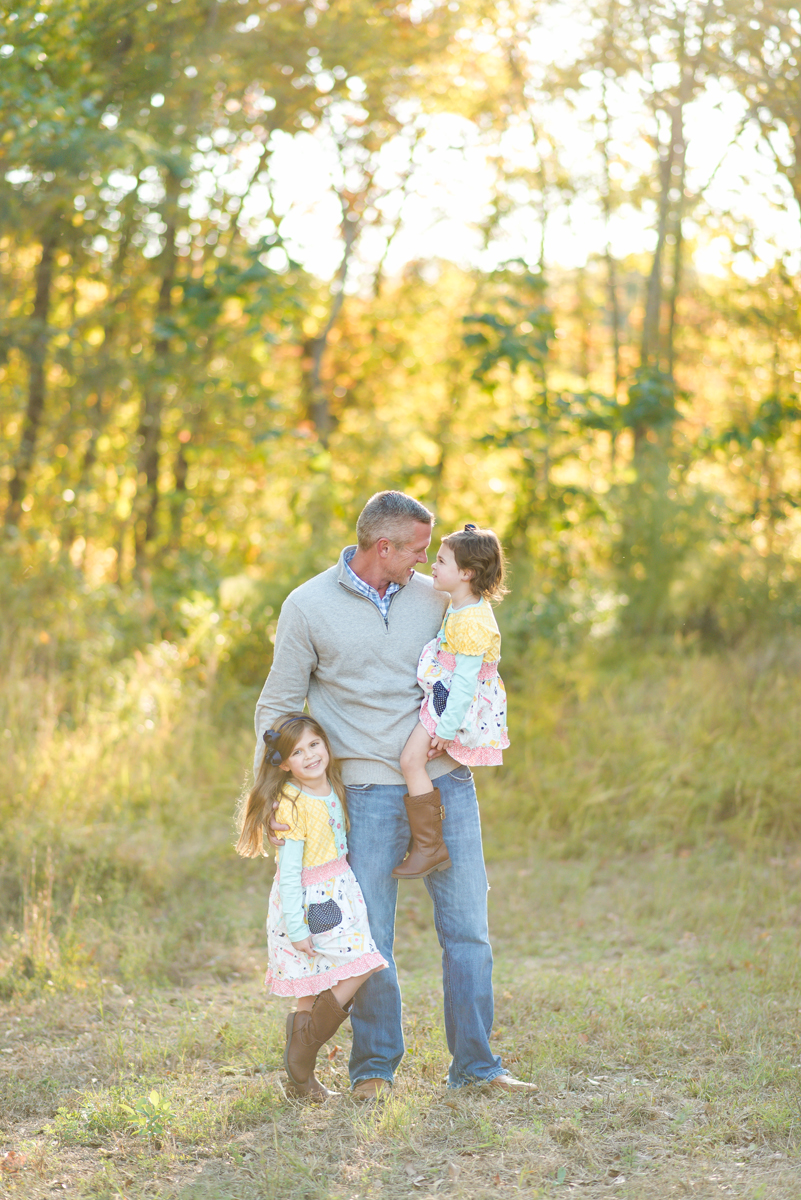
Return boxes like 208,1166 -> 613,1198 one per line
1,848 -> 799,1199
2,633 -> 801,1196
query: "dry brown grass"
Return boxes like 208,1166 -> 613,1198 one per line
484,639 -> 801,852
1,849 -> 799,1199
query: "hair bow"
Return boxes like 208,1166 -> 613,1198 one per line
262,728 -> 284,766
464,523 -> 477,532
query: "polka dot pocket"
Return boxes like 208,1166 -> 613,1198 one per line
307,899 -> 343,934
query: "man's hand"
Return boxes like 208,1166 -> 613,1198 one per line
267,797 -> 290,848
426,735 -> 451,758
291,935 -> 314,955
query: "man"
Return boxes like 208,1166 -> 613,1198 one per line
254,490 -> 535,1099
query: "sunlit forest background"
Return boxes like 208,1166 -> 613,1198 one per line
2,0 -> 801,994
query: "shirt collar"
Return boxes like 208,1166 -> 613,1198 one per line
343,547 -> 400,597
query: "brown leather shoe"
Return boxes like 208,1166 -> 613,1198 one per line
481,1073 -> 538,1094
351,1077 -> 392,1103
392,789 -> 452,879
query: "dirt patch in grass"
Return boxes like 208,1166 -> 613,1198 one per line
1,849 -> 799,1198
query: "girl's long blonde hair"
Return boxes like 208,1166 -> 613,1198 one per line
235,712 -> 348,858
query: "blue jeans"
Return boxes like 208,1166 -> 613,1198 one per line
345,767 -> 504,1088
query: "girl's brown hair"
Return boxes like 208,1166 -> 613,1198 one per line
235,713 -> 348,858
441,525 -> 508,604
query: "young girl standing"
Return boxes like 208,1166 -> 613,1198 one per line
237,713 -> 387,1102
395,524 -> 509,879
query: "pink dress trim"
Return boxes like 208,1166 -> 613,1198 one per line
436,649 -> 498,680
419,704 -> 505,766
275,855 -> 349,888
265,950 -> 387,998
301,855 -> 348,887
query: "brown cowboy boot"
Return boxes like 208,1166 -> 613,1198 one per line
391,788 -> 452,879
284,989 -> 352,1102
283,1010 -> 333,1101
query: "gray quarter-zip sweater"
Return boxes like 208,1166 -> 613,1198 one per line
254,546 -> 456,785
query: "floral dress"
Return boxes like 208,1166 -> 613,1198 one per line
417,598 -> 510,767
264,784 -> 387,998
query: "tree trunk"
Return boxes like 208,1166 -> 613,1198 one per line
134,174 -> 179,565
73,197 -> 136,516
169,337 -> 216,544
575,268 -> 592,383
640,109 -> 677,370
641,3 -> 714,375
599,72 -> 622,399
664,40 -> 690,379
372,134 -> 420,300
665,175 -> 686,380
300,214 -> 357,446
428,366 -> 466,511
5,231 -> 58,527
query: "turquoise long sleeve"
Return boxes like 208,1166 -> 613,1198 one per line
277,838 -> 309,942
435,652 -> 484,740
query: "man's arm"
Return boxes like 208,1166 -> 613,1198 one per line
253,599 -> 318,776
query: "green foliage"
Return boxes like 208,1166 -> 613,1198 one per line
120,1090 -> 174,1140
54,1090 -> 134,1144
0,0 -> 799,643
719,394 -> 801,452
624,367 -> 678,437
463,263 -> 552,383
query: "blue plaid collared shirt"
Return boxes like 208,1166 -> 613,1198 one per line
343,547 -> 400,623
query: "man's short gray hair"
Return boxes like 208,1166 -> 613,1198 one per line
356,491 -> 434,550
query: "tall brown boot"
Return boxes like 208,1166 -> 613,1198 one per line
283,1011 -> 332,1101
284,989 -> 352,1102
392,788 -> 452,879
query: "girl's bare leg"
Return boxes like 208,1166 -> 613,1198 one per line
400,721 -> 435,797
296,995 -> 314,1012
331,964 -> 384,1009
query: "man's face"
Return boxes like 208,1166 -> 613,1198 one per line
381,520 -> 433,585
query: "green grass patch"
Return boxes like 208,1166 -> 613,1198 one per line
1,848 -> 798,1197
2,625 -> 801,1194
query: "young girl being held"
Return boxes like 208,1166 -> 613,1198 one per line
237,713 -> 387,1102
395,524 -> 509,879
